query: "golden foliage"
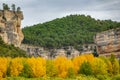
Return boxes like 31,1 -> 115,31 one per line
9,58 -> 23,76
91,58 -> 107,75
54,56 -> 74,78
73,55 -> 87,74
0,54 -> 119,78
27,57 -> 46,78
0,57 -> 8,78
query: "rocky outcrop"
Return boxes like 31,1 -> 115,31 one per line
0,10 -> 24,47
94,28 -> 120,54
20,44 -> 82,59
20,44 -> 49,58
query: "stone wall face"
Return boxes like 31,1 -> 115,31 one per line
94,28 -> 120,54
0,10 -> 24,47
20,44 -> 49,58
20,44 -> 81,59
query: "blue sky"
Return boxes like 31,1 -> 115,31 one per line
0,0 -> 120,28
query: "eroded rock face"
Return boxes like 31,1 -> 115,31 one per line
94,28 -> 120,54
0,10 -> 24,47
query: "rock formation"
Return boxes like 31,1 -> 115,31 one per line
94,28 -> 120,54
20,44 -> 81,59
20,44 -> 49,58
0,10 -> 24,47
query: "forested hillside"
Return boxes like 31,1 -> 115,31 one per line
22,14 -> 120,49
0,37 -> 27,57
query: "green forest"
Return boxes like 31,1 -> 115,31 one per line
0,37 -> 27,57
22,14 -> 120,49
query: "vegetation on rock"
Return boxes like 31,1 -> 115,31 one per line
0,37 -> 27,57
2,3 -> 21,12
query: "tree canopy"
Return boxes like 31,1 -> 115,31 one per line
22,14 -> 120,49
2,3 -> 21,12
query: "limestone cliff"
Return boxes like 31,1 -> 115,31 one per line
20,44 -> 81,59
94,28 -> 120,54
0,10 -> 24,47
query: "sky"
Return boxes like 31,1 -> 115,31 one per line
0,0 -> 120,28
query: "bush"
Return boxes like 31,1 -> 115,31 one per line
46,60 -> 58,77
112,75 -> 120,80
99,56 -> 113,76
67,67 -> 75,78
76,75 -> 98,80
112,59 -> 119,75
92,58 -> 107,75
96,75 -> 110,80
78,61 -> 93,76
109,54 -> 119,75
20,59 -> 32,78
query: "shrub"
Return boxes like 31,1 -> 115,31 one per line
76,75 -> 98,80
92,58 -> 107,75
67,67 -> 75,78
46,60 -> 58,77
78,61 -> 93,76
20,59 -> 32,78
112,59 -> 119,75
112,75 -> 120,80
109,54 -> 119,75
100,56 -> 113,76
96,75 -> 110,80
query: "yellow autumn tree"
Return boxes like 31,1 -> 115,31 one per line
73,55 -> 87,74
9,58 -> 23,77
99,56 -> 113,76
27,57 -> 46,78
112,59 -> 119,75
54,56 -> 74,78
91,58 -> 107,75
84,54 -> 94,63
0,57 -> 8,78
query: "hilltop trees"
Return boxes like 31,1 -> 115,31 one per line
11,4 -> 15,11
2,3 -> 21,12
17,7 -> 21,12
22,15 -> 120,49
3,3 -> 10,10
